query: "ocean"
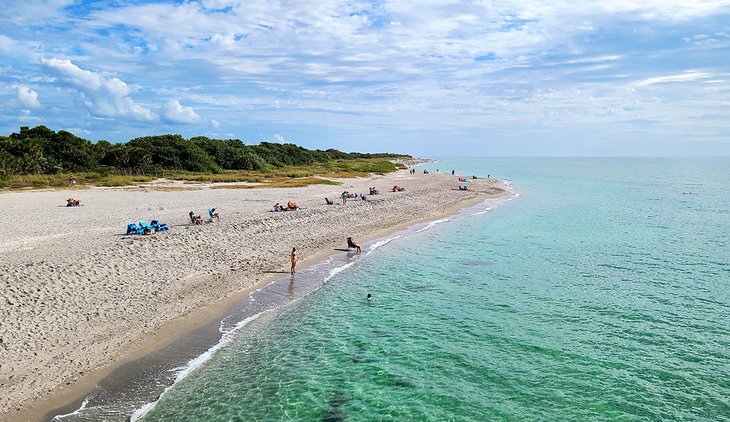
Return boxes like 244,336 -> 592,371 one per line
61,158 -> 730,421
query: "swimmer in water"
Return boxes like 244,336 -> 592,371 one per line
367,293 -> 372,301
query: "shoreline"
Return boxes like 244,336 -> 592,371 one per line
1,170 -> 508,421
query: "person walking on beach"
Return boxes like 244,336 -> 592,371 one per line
341,191 -> 348,206
451,170 -> 455,175
290,247 -> 298,275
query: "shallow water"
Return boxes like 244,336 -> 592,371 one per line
131,158 -> 728,420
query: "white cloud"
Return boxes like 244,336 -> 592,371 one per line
41,58 -> 156,121
271,134 -> 287,143
0,34 -> 16,52
3,0 -> 729,153
633,71 -> 712,87
17,86 -> 41,109
0,0 -> 76,26
161,99 -> 201,124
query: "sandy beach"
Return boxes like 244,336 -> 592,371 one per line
0,168 -> 504,420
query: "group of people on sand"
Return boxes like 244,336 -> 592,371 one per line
189,208 -> 220,225
391,185 -> 405,192
339,191 -> 356,205
340,191 -> 378,206
274,201 -> 299,212
66,198 -> 81,207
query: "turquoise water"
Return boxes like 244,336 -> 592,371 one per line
141,158 -> 730,421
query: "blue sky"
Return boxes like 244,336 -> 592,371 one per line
1,0 -> 729,156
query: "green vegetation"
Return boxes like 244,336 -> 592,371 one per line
210,177 -> 343,189
0,126 -> 409,189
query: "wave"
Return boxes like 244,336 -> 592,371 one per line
130,311 -> 268,421
324,261 -> 356,283
51,397 -> 90,421
416,218 -> 451,233
368,234 -> 404,251
472,207 -> 493,216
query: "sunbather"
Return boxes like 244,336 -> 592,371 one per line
209,208 -> 220,222
189,211 -> 197,224
66,198 -> 80,207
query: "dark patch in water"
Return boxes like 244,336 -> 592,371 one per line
460,259 -> 491,267
351,346 -> 368,363
323,409 -> 347,422
372,329 -> 387,338
404,284 -> 436,292
391,377 -> 415,388
323,393 -> 352,421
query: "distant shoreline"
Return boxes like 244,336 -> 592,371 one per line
1,169 -> 506,420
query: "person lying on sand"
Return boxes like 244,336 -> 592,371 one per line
287,201 -> 299,210
347,236 -> 362,253
66,198 -> 80,207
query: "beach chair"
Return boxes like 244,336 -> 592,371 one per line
126,223 -> 143,235
150,220 -> 169,232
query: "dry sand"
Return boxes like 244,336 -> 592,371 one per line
0,169 -> 505,419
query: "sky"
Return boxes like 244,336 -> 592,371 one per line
1,0 -> 730,156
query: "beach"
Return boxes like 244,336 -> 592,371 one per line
0,168 -> 504,420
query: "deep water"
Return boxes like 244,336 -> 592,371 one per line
139,158 -> 729,421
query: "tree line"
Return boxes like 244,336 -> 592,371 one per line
0,126 -> 406,176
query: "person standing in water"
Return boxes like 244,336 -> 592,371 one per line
290,247 -> 298,274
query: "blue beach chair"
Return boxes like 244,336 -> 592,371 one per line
126,223 -> 143,235
150,220 -> 169,232
138,221 -> 154,233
